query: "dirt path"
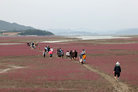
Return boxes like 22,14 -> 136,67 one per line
83,64 -> 134,92
0,43 -> 23,45
0,65 -> 24,73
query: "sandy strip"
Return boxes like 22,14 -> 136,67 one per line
40,36 -> 131,43
0,43 -> 23,45
0,65 -> 24,73
41,40 -> 73,43
72,36 -> 131,40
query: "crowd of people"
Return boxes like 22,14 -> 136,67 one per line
27,43 -> 122,81
57,48 -> 64,58
27,42 -> 38,49
42,45 -> 122,81
43,45 -> 53,58
42,45 -> 87,64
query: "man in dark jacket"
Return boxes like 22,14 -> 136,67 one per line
113,62 -> 121,81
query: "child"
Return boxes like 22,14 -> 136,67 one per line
113,62 -> 121,81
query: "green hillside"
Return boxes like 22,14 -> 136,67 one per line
0,20 -> 54,36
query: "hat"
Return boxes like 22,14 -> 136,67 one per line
116,62 -> 120,66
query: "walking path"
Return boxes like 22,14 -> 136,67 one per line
0,43 -> 23,45
0,65 -> 24,73
83,64 -> 134,92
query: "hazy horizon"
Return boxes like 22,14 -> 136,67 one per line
0,0 -> 138,32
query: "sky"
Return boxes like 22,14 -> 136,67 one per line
0,0 -> 138,32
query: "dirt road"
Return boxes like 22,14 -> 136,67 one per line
83,64 -> 134,92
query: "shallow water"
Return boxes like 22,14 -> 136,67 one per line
41,40 -> 73,43
41,36 -> 130,43
71,36 -> 130,40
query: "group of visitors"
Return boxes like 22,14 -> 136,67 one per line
27,42 -> 38,49
43,45 -> 121,81
65,50 -> 78,60
27,43 -> 121,81
43,45 -> 53,58
42,45 -> 86,64
57,48 -> 64,58
56,49 -> 78,60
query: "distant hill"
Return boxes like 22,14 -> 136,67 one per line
19,29 -> 54,36
49,28 -> 138,36
115,28 -> 138,35
0,20 -> 34,31
0,20 -> 54,36
49,28 -> 98,36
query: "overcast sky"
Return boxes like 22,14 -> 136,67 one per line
0,0 -> 138,31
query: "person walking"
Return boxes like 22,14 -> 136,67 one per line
82,53 -> 86,63
74,50 -> 78,60
43,50 -> 46,58
66,51 -> 70,58
79,54 -> 83,64
113,62 -> 121,81
49,50 -> 53,57
81,49 -> 86,55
